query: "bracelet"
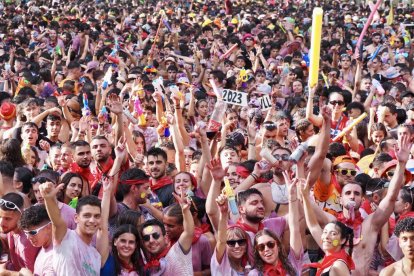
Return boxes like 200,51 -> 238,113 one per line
251,173 -> 258,181
289,199 -> 298,202
248,142 -> 255,146
175,106 -> 181,109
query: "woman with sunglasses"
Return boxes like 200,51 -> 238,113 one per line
306,90 -> 361,152
248,176 -> 303,275
212,194 -> 253,275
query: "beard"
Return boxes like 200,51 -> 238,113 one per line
245,210 -> 264,224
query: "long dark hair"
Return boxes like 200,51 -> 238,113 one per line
253,229 -> 296,275
112,224 -> 144,275
57,172 -> 83,203
330,221 -> 354,256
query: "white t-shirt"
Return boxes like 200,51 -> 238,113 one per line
52,229 -> 101,276
34,244 -> 55,276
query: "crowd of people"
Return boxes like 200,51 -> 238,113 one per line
0,0 -> 414,275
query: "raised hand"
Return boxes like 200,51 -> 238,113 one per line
396,133 -> 412,163
108,94 -> 123,115
206,158 -> 226,181
194,121 -> 207,140
216,194 -> 229,214
321,105 -> 332,124
101,176 -> 114,192
115,136 -> 127,159
39,182 -> 64,200
172,189 -> 191,211
39,140 -> 51,152
253,160 -> 271,176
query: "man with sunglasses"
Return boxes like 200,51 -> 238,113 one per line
20,204 -> 53,275
141,191 -> 194,275
0,193 -> 40,272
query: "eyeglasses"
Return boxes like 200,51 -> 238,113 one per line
394,40 -> 402,43
148,72 -> 157,76
24,222 -> 51,236
273,154 -> 290,161
336,169 -> 357,176
143,232 -> 161,242
31,176 -> 52,185
256,240 -> 276,252
226,239 -> 247,247
329,100 -> 345,106
0,199 -> 22,213
386,170 -> 395,178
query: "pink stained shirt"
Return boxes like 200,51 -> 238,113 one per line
34,244 -> 55,276
211,248 -> 248,276
7,231 -> 40,272
148,242 -> 193,276
58,202 -> 76,230
52,229 -> 101,276
192,234 -> 213,272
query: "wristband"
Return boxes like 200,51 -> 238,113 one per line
251,173 -> 258,181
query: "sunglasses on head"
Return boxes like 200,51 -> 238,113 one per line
256,240 -> 276,252
273,154 -> 290,161
31,176 -> 52,185
226,239 -> 247,247
336,168 -> 357,176
0,199 -> 22,213
263,123 -> 276,131
143,232 -> 161,242
24,222 -> 51,236
329,100 -> 345,106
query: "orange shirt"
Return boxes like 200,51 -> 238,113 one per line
313,174 -> 342,216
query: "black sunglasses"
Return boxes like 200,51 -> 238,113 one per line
226,239 -> 247,247
143,232 -> 161,242
31,176 -> 52,184
329,100 -> 345,106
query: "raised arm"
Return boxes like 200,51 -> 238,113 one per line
206,159 -> 226,231
306,86 -> 323,127
96,176 -> 113,267
215,194 -> 230,264
39,182 -> 67,245
196,122 -> 213,197
173,190 -> 195,253
284,173 -> 303,258
370,134 -> 411,231
307,106 -> 332,187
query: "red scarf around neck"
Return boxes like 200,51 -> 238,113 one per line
150,176 -> 172,191
118,257 -> 135,273
263,260 -> 286,276
398,211 -> 414,222
336,211 -> 363,233
236,219 -> 264,234
144,245 -> 171,271
305,249 -> 355,276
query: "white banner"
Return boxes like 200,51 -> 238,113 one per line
221,89 -> 248,106
259,95 -> 272,111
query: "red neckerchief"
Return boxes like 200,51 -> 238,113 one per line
200,223 -> 211,234
118,257 -> 135,272
236,218 -> 264,235
150,176 -> 173,191
398,211 -> 414,222
144,245 -> 171,271
263,260 -> 286,276
305,249 -> 355,276
69,162 -> 95,185
336,211 -> 363,233
192,227 -> 203,244
92,157 -> 114,191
